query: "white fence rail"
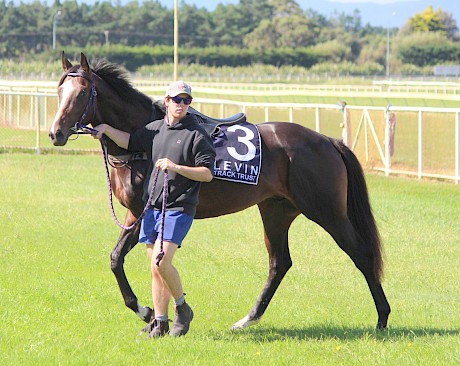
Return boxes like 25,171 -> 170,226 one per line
1,90 -> 459,184
3,79 -> 460,97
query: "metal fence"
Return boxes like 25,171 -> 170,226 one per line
1,90 -> 459,184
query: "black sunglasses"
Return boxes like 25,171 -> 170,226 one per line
170,96 -> 193,105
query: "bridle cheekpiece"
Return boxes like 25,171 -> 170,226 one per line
67,72 -> 99,135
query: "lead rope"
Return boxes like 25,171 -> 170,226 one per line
101,139 -> 169,266
96,132 -> 168,265
71,124 -> 169,266
156,179 -> 168,266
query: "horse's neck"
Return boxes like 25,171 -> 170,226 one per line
97,94 -> 162,156
121,99 -> 165,131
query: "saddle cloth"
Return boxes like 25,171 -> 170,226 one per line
212,121 -> 261,185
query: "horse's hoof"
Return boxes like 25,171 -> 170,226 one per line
231,315 -> 260,330
376,321 -> 388,330
135,304 -> 153,323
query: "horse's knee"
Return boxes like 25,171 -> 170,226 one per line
110,248 -> 123,272
270,255 -> 292,276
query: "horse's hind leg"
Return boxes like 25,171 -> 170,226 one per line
110,210 -> 153,323
320,216 -> 391,329
231,197 -> 299,330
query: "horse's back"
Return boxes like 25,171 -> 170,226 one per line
257,122 -> 344,165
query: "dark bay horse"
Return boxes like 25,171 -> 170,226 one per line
49,52 -> 390,330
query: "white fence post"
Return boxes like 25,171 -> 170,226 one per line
384,106 -> 395,177
315,107 -> 320,133
16,94 -> 20,124
384,109 -> 390,176
456,112 -> 459,185
29,95 -> 34,129
8,94 -> 13,124
35,95 -> 41,155
341,106 -> 351,148
418,110 -> 423,179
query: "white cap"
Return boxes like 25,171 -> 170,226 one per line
165,80 -> 192,98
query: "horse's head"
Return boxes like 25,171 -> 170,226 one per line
49,52 -> 96,146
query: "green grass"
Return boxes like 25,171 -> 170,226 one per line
0,154 -> 459,365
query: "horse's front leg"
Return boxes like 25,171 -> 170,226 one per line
231,198 -> 299,330
110,210 -> 152,323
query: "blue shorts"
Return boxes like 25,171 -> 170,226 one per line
139,209 -> 193,247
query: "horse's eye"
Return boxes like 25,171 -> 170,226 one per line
79,90 -> 87,98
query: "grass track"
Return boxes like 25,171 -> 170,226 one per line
0,153 -> 459,365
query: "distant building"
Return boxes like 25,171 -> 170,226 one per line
434,65 -> 460,76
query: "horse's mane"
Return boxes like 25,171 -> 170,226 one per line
91,58 -> 155,110
59,58 -> 165,116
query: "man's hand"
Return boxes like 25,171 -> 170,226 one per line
155,158 -> 213,182
89,124 -> 130,149
155,158 -> 176,172
90,124 -> 108,140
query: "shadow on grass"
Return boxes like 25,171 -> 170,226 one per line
212,325 -> 460,342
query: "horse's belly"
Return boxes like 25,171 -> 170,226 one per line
196,179 -> 269,218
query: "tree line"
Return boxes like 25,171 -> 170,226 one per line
0,0 -> 459,75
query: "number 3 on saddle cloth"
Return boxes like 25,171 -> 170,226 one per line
211,121 -> 262,185
189,108 -> 261,185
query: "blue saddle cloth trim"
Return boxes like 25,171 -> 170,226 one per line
212,121 -> 261,185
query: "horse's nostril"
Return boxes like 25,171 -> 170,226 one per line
49,129 -> 67,146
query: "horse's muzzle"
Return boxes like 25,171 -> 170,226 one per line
49,129 -> 68,146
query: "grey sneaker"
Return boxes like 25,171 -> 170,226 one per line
148,319 -> 169,338
169,302 -> 194,337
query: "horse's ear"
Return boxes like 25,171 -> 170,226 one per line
61,51 -> 73,72
80,52 -> 91,75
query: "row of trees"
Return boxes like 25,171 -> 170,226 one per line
0,0 -> 459,75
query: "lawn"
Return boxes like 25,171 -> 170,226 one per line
0,153 -> 459,365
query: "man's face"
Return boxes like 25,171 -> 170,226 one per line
165,93 -> 192,120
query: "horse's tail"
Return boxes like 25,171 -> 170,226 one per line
330,138 -> 384,282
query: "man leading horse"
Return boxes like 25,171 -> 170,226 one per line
92,80 -> 215,338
